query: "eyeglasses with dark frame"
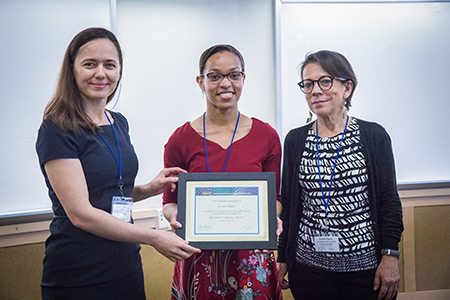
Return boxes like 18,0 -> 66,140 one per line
201,71 -> 245,83
298,76 -> 347,94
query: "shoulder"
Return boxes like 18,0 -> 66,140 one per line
165,122 -> 194,145
36,118 -> 80,165
251,118 -> 279,136
109,111 -> 128,127
38,118 -> 76,140
250,118 -> 281,146
355,117 -> 390,139
285,122 -> 311,142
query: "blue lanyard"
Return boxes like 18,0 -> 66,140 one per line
203,111 -> 240,173
98,111 -> 124,195
316,115 -> 349,218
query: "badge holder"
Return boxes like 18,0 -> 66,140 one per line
111,195 -> 133,223
313,218 -> 340,253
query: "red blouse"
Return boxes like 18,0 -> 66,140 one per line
162,117 -> 283,300
163,118 -> 281,205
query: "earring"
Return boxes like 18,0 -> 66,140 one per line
306,111 -> 313,123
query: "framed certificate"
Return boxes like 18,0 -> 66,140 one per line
177,172 -> 277,250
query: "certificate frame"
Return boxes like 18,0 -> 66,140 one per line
177,172 -> 277,250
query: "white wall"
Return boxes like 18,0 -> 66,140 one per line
0,0 -> 111,215
116,0 -> 276,209
2,0 -> 449,216
0,0 -> 276,215
279,1 -> 450,184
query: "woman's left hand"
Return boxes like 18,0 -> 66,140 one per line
276,216 -> 283,236
130,167 -> 187,201
149,167 -> 187,195
373,255 -> 400,300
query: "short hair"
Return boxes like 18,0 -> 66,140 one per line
199,44 -> 245,75
43,27 -> 123,134
298,50 -> 357,109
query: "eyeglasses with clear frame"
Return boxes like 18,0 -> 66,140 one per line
298,76 -> 347,94
201,71 -> 244,83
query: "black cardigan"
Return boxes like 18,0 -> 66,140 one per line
277,118 -> 404,271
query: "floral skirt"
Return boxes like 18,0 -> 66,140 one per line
171,250 -> 282,300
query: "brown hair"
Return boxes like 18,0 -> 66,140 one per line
298,50 -> 357,109
43,27 -> 123,134
199,44 -> 245,75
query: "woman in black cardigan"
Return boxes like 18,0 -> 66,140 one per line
277,50 -> 403,300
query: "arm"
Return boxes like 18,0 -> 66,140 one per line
163,202 -> 181,233
367,124 -> 403,299
374,255 -> 400,300
276,129 -> 301,288
375,129 -> 404,250
277,130 -> 296,264
130,167 -> 187,202
276,262 -> 290,290
45,158 -> 200,261
161,126 -> 188,231
262,124 -> 283,235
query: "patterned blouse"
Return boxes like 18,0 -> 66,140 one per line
295,118 -> 378,272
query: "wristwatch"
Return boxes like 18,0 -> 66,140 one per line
381,248 -> 400,259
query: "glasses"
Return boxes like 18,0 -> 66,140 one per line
201,71 -> 244,83
298,76 -> 347,94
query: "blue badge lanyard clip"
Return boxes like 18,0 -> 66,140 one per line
98,111 -> 124,197
203,111 -> 240,173
316,115 -> 349,222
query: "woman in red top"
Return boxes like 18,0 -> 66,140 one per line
163,44 -> 283,300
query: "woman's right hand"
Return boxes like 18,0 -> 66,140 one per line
277,262 -> 290,289
169,213 -> 182,233
163,203 -> 181,233
149,229 -> 201,262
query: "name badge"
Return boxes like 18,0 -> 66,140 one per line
314,236 -> 340,252
111,196 -> 133,223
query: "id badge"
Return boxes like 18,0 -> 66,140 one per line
111,196 -> 133,223
314,235 -> 340,253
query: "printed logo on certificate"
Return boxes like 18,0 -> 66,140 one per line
176,172 -> 277,250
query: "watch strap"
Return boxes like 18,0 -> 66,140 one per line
381,248 -> 400,259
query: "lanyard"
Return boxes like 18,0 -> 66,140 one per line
203,111 -> 240,173
98,111 -> 124,196
316,115 -> 349,218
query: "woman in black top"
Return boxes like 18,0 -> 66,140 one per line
36,27 -> 200,300
277,50 -> 403,300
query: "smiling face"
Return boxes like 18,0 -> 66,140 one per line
302,62 -> 352,119
73,38 -> 121,105
197,51 -> 245,112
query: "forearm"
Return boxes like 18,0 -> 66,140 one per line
130,182 -> 156,202
73,207 -> 157,245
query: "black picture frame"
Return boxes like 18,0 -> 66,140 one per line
176,172 -> 277,250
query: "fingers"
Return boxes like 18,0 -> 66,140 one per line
378,280 -> 399,300
276,262 -> 288,289
153,230 -> 200,262
170,221 -> 182,233
373,272 -> 380,291
164,167 -> 187,176
280,278 -> 290,290
254,249 -> 271,254
276,217 -> 283,236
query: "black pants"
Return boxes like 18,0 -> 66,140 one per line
41,268 -> 146,300
288,262 -> 395,300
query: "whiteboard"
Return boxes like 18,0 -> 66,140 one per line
0,0 -> 276,216
279,1 -> 450,184
0,0 -> 111,216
